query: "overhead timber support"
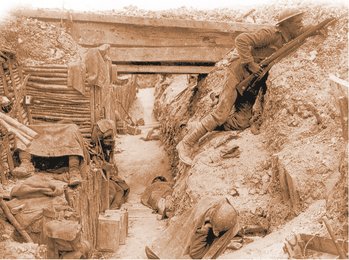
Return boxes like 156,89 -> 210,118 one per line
16,9 -> 273,74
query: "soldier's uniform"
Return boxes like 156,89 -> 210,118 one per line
177,9 -> 307,166
204,27 -> 295,132
187,198 -> 240,259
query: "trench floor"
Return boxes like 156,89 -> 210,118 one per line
111,88 -> 172,258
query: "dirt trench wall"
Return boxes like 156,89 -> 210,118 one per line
154,74 -> 274,231
154,75 -> 198,177
261,6 -> 348,235
154,3 -> 348,237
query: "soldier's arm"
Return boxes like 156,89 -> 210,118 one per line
235,28 -> 279,64
189,225 -> 211,259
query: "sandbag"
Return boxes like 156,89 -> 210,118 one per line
10,174 -> 64,199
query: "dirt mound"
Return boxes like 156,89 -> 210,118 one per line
92,6 -> 244,23
0,241 -> 41,259
0,16 -> 83,65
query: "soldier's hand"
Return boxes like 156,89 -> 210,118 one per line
247,62 -> 261,74
201,222 -> 212,233
102,161 -> 114,172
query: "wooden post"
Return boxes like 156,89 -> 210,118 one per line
338,96 -> 348,141
100,169 -> 109,213
0,64 -> 9,96
10,74 -> 30,126
322,217 -> 347,259
3,134 -> 14,174
0,141 -> 7,185
106,170 -> 110,210
329,74 -> 348,142
8,60 -> 23,123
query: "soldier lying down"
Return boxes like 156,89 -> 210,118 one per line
141,176 -> 174,219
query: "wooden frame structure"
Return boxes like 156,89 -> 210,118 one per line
17,9 -> 273,74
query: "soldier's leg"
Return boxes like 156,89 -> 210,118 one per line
68,155 -> 82,186
177,71 -> 239,166
13,150 -> 34,178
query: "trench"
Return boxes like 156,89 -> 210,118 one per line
111,87 -> 172,259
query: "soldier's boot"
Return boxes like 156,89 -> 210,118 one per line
68,155 -> 82,187
176,122 -> 208,166
13,150 -> 34,178
176,115 -> 218,166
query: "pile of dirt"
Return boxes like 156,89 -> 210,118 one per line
0,16 -> 83,65
0,241 -> 43,259
94,1 -> 347,25
95,6 -> 244,23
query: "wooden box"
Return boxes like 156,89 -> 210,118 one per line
105,209 -> 128,245
96,213 -> 120,252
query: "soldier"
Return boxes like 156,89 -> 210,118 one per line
141,176 -> 174,218
177,9 -> 308,165
144,197 -> 240,259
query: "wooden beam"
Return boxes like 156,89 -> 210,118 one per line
109,46 -> 231,63
74,22 -> 237,48
112,64 -> 213,74
17,9 -> 272,33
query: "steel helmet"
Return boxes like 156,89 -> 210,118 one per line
210,198 -> 238,236
276,8 -> 304,25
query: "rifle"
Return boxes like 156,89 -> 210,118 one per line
236,17 -> 337,96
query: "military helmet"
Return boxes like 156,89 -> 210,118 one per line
276,8 -> 304,25
210,198 -> 238,236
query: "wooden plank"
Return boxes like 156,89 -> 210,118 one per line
301,234 -> 348,256
73,22 -> 238,47
109,46 -> 231,63
29,76 -> 68,84
0,65 -> 9,96
338,96 -> 348,141
24,69 -> 67,74
113,64 -> 213,74
17,9 -> 271,33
